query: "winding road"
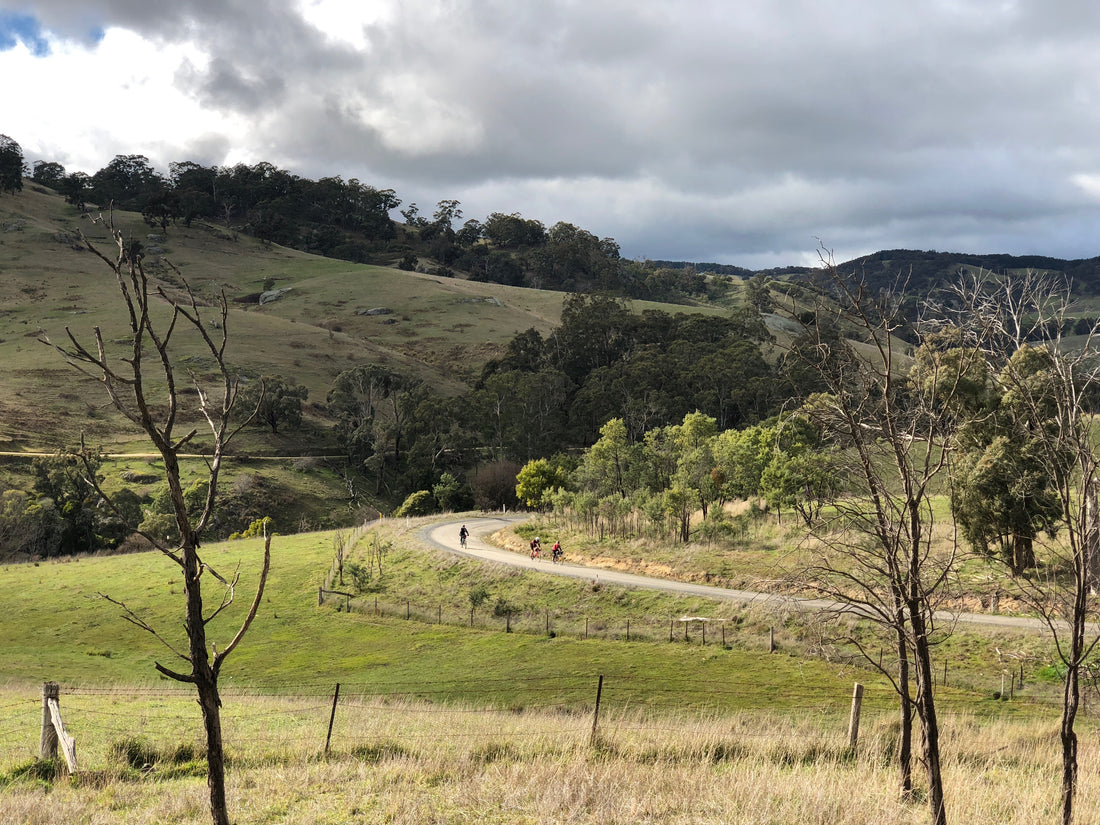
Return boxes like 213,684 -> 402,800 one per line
422,515 -> 1054,634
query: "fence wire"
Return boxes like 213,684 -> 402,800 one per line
0,673 -> 1063,777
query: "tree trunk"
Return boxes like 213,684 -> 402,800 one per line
910,607 -> 946,825
894,618 -> 913,797
183,540 -> 230,825
1061,666 -> 1078,825
199,678 -> 228,825
1061,592 -> 1086,825
1011,532 -> 1036,575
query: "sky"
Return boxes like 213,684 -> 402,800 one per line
3,0 -> 1100,269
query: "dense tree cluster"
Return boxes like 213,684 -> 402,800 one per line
0,134 -> 25,195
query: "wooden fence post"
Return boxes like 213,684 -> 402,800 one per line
769,627 -> 775,653
318,587 -> 323,606
670,619 -> 674,642
40,681 -> 77,772
847,683 -> 864,750
40,682 -> 59,761
590,675 -> 604,745
324,683 -> 341,757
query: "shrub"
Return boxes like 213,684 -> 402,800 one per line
229,516 -> 272,541
394,490 -> 435,517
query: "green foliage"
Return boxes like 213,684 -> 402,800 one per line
432,472 -> 470,512
229,516 -> 273,541
0,134 -> 25,195
515,457 -> 571,510
468,584 -> 491,608
238,375 -> 308,435
394,490 -> 436,517
492,597 -> 520,618
344,560 -> 377,594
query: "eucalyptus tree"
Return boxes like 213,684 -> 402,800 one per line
0,134 -> 25,194
951,271 -> 1100,825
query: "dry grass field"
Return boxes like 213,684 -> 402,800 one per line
3,689 -> 1097,824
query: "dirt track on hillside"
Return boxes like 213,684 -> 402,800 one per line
421,515 -> 1057,635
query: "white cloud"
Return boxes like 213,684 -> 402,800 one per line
6,0 -> 1100,266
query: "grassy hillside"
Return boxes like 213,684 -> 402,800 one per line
0,184 -> 728,454
0,185 -> 736,533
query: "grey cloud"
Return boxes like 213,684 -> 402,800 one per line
12,0 -> 1100,266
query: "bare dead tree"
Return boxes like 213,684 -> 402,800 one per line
784,251 -> 972,825
951,270 -> 1100,825
46,223 -> 268,825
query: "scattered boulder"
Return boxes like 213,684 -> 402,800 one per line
356,307 -> 393,316
259,287 -> 292,305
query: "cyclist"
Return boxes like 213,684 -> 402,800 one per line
552,541 -> 563,563
529,536 -> 541,559
459,524 -> 469,548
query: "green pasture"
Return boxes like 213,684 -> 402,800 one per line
0,516 -> 1066,719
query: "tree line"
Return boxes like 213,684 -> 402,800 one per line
0,135 -> 730,304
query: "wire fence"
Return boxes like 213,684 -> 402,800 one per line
1,670 -> 1070,779
316,587 -> 772,648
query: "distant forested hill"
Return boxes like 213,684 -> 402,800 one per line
834,249 -> 1100,296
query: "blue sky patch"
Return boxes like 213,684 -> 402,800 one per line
0,12 -> 50,57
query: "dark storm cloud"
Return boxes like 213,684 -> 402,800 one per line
9,0 -> 1100,266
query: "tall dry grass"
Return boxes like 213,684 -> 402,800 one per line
2,688 -> 1096,824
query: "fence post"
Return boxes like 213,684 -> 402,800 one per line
590,674 -> 604,745
585,618 -> 589,639
545,609 -> 550,635
626,620 -> 630,642
701,621 -> 706,645
40,682 -> 59,761
847,682 -> 864,750
670,619 -> 674,643
318,587 -> 323,606
769,627 -> 775,653
406,600 -> 410,620
324,683 -> 341,757
438,604 -> 442,624
470,605 -> 474,627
